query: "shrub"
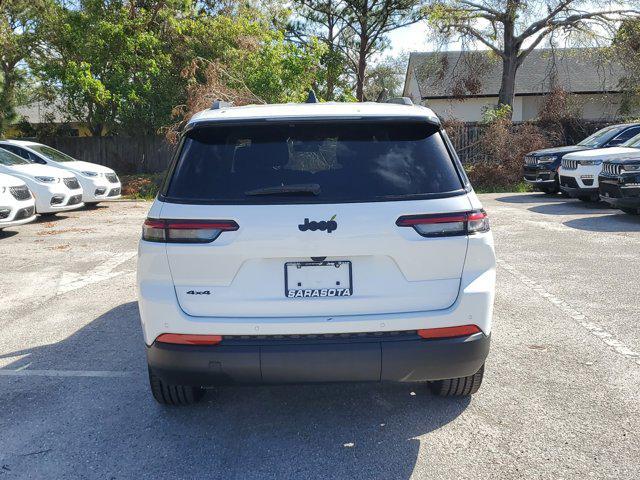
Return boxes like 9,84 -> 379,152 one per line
467,119 -> 550,190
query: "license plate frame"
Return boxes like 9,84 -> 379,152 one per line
284,260 -> 353,298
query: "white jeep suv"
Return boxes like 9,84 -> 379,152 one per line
559,133 -> 640,202
0,173 -> 37,230
137,99 -> 496,405
0,140 -> 121,205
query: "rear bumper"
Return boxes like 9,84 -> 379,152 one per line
147,332 -> 490,386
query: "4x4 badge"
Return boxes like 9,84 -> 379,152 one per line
299,215 -> 337,233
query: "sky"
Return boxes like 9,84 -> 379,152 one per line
387,22 -> 435,57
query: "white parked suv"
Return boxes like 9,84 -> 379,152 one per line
559,133 -> 640,202
0,173 -> 36,230
0,140 -> 121,205
0,148 -> 84,214
137,98 -> 496,405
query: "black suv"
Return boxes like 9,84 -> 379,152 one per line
599,158 -> 640,215
523,123 -> 640,194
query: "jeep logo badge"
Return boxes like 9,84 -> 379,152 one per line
299,215 -> 337,233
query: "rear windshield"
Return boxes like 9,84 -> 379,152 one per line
164,121 -> 464,204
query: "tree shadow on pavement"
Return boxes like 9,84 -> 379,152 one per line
527,201 -> 612,216
563,213 -> 640,232
0,229 -> 19,239
0,302 -> 471,480
494,193 -> 571,204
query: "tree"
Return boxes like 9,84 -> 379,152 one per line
292,0 -> 352,100
37,0 -> 186,136
38,1 -> 324,136
362,54 -> 407,100
0,0 -> 50,135
424,1 -> 638,115
613,19 -> 640,114
336,0 -> 423,101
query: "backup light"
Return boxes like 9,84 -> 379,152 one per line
142,218 -> 239,243
396,210 -> 490,237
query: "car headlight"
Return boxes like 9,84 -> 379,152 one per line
537,156 -> 557,164
579,160 -> 602,166
81,171 -> 100,177
35,176 -> 59,183
622,164 -> 640,172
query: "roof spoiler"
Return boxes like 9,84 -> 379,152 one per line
211,99 -> 232,110
385,97 -> 413,106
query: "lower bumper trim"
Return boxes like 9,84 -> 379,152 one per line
147,332 -> 490,386
560,186 -> 598,198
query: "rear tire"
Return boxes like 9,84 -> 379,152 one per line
148,368 -> 205,405
621,207 -> 640,215
429,364 -> 484,397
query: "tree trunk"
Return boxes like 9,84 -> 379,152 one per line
497,53 -> 518,112
355,32 -> 368,101
0,65 -> 18,135
497,10 -> 520,117
326,18 -> 336,101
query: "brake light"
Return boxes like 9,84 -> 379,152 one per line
142,218 -> 239,243
396,210 -> 489,237
417,325 -> 481,339
156,334 -> 223,345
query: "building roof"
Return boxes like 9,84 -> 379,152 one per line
15,100 -> 68,124
188,101 -> 440,126
405,48 -> 625,99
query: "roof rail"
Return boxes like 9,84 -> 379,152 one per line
211,99 -> 232,110
305,89 -> 319,103
385,97 -> 413,106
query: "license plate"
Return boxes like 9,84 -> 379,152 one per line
285,261 -> 352,298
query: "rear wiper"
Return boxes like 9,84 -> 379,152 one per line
245,183 -> 321,196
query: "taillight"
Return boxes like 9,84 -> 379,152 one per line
396,210 -> 489,237
142,218 -> 239,243
156,334 -> 223,345
417,325 -> 482,339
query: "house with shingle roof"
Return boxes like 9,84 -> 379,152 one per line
403,48 -> 634,122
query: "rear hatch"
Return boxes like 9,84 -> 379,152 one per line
158,119 -> 473,317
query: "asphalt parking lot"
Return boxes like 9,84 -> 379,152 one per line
1,194 -> 639,479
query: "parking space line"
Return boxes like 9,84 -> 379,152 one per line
0,369 -> 137,378
497,259 -> 640,365
57,251 -> 137,294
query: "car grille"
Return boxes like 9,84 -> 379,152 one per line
67,194 -> 82,205
9,185 -> 32,200
0,208 -> 10,219
524,155 -> 538,166
105,173 -> 119,184
602,163 -> 622,176
108,187 -> 121,197
561,159 -> 578,170
560,176 -> 579,188
63,177 -> 81,190
14,206 -> 35,220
